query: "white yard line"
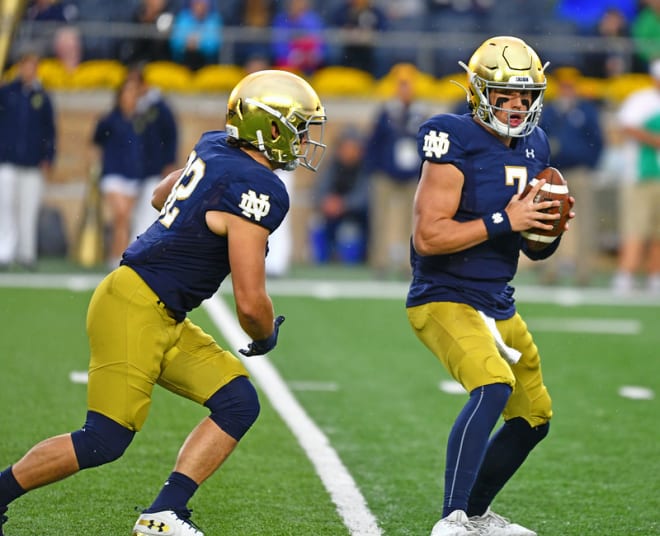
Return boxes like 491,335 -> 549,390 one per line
528,317 -> 642,334
202,296 -> 383,536
1,272 -> 659,307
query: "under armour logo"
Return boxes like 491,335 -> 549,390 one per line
137,519 -> 169,533
491,212 -> 504,224
238,190 -> 271,221
525,148 -> 535,159
422,130 -> 450,159
149,521 -> 166,532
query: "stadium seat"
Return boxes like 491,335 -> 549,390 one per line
143,61 -> 193,92
36,58 -> 71,90
192,64 -> 246,93
70,60 -> 127,90
374,63 -> 439,101
310,66 -> 375,97
432,73 -> 466,103
577,76 -> 607,101
605,73 -> 653,103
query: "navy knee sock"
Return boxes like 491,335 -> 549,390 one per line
443,383 -> 512,517
0,466 -> 26,508
467,417 -> 550,516
145,471 -> 199,513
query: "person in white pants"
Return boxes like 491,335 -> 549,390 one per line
0,165 -> 47,269
0,49 -> 56,270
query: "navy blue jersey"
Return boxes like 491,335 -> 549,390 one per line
138,93 -> 178,177
0,79 -> 56,166
122,131 -> 289,320
93,108 -> 143,179
406,114 -> 551,319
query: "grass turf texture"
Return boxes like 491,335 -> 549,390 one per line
1,285 -> 658,535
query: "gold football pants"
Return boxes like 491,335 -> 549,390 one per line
407,301 -> 552,427
85,265 -> 249,431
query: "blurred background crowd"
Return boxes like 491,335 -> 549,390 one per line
1,0 -> 659,295
10,0 -> 659,77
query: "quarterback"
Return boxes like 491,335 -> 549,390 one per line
406,36 -> 574,536
0,70 -> 327,535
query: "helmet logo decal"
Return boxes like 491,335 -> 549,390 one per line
422,130 -> 450,159
238,190 -> 271,222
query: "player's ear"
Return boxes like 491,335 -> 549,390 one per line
271,121 -> 280,141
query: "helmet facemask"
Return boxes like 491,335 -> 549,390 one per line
464,66 -> 546,137
456,36 -> 549,138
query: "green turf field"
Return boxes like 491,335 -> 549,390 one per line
0,274 -> 658,535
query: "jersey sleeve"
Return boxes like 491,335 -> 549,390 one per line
211,173 -> 290,234
417,114 -> 468,169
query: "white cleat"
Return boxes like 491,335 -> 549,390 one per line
430,510 -> 480,536
133,509 -> 204,536
469,507 -> 536,536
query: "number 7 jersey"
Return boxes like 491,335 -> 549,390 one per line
122,131 -> 289,321
407,113 -> 551,319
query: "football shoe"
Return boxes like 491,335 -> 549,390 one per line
133,509 -> 204,536
430,510 -> 480,536
469,508 -> 536,536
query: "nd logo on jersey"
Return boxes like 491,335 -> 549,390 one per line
423,130 -> 450,159
239,190 -> 271,222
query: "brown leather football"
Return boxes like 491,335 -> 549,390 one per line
520,167 -> 570,250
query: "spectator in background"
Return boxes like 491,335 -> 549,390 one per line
92,78 -> 143,269
631,0 -> 660,69
539,67 -> 604,285
611,59 -> 660,295
25,0 -> 78,22
272,0 -> 326,75
329,0 -> 388,75
310,126 -> 369,264
170,0 -> 222,70
554,0 -> 638,34
582,7 -> 639,79
52,25 -> 82,74
120,0 -> 175,65
235,0 -> 277,68
75,0 -> 134,59
0,48 -> 56,271
364,63 -> 428,278
128,65 -> 179,240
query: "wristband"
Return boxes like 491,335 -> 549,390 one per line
483,211 -> 512,239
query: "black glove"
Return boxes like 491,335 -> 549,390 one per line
239,315 -> 285,356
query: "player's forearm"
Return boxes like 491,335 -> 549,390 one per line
622,126 -> 660,149
152,168 -> 183,210
236,295 -> 276,341
412,217 -> 488,256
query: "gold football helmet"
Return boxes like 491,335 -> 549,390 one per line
225,69 -> 327,171
459,36 -> 548,137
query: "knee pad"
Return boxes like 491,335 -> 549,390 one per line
205,376 -> 260,441
71,411 -> 135,469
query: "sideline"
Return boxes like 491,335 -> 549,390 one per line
202,296 -> 383,536
0,272 -> 658,307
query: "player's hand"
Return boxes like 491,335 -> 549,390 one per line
506,179 -> 560,232
563,195 -> 576,232
239,315 -> 286,356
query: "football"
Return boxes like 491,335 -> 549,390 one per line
520,167 -> 570,250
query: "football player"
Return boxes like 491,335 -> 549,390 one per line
406,36 -> 575,536
0,70 -> 327,536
